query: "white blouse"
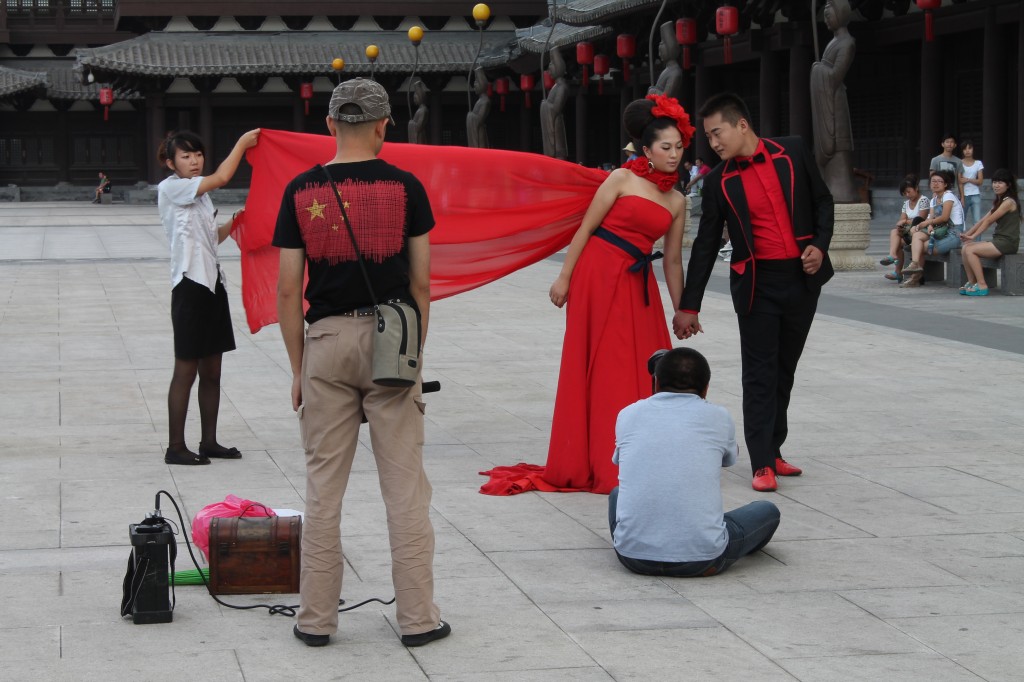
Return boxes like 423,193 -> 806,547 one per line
931,190 -> 965,228
157,175 -> 224,292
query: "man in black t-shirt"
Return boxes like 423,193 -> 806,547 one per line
274,78 -> 448,649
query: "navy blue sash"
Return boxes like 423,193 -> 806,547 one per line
593,226 -> 663,306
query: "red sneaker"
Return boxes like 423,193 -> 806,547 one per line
752,467 -> 777,492
775,457 -> 802,476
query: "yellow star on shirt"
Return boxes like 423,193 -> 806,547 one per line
307,198 -> 326,220
343,201 -> 350,210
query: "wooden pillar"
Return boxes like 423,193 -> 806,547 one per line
199,91 -> 213,174
430,89 -> 442,145
619,82 -> 631,151
981,5 -> 1006,172
788,44 -> 813,141
694,63 -> 712,163
292,99 -> 305,134
145,92 -> 165,184
919,37 -> 942,175
54,104 -> 71,183
519,96 -> 532,152
1018,0 -> 1024,175
759,49 -> 781,138
575,89 -> 587,165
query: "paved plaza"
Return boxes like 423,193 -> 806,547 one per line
1,202 -> 1023,681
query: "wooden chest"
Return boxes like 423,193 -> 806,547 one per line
208,515 -> 301,595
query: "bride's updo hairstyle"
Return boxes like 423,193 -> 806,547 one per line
623,98 -> 678,152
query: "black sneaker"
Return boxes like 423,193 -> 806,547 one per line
293,624 -> 330,647
401,621 -> 451,647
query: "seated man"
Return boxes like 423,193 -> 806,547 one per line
92,171 -> 111,203
609,348 -> 781,577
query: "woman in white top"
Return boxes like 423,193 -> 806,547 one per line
901,170 -> 965,287
879,174 -> 929,282
158,128 -> 260,465
959,140 -> 984,228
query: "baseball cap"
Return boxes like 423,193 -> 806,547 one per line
328,78 -> 394,124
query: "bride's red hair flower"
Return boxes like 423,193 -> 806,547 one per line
646,94 -> 696,148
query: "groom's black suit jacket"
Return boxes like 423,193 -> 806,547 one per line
680,136 -> 835,315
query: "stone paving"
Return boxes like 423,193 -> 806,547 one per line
1,203 -> 1023,681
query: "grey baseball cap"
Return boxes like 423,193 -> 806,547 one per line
328,78 -> 394,124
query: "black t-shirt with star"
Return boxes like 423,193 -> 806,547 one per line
272,160 -> 435,324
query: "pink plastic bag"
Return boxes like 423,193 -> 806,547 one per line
191,494 -> 276,561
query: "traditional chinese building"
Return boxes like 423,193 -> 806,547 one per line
1,0 -> 1021,191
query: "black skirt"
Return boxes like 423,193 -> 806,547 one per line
171,275 -> 236,360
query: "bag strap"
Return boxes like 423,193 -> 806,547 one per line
318,164 -> 380,309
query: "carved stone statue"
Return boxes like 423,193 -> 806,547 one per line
540,48 -> 569,160
810,0 -> 860,203
647,21 -> 683,102
466,67 -> 491,148
408,79 -> 429,145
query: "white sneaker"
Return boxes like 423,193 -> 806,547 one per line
717,242 -> 733,261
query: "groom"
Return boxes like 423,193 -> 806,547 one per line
673,92 -> 834,493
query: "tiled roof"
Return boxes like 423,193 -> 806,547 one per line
514,21 -> 614,54
0,66 -> 47,98
552,0 -> 663,26
73,30 -> 519,79
0,59 -> 140,100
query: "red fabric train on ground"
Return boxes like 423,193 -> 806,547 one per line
231,129 -> 607,334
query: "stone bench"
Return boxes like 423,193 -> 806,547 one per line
947,248 -> 1023,296
910,247 -> 1023,295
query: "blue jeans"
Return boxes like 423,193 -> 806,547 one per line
964,194 -> 982,227
608,487 -> 781,577
929,230 -> 962,256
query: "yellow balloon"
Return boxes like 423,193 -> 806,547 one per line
472,3 -> 491,22
331,58 -> 345,71
408,26 -> 424,43
365,44 -> 379,60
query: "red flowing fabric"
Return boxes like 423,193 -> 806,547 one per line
231,129 -> 606,334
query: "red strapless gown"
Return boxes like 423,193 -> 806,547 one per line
479,195 -> 674,495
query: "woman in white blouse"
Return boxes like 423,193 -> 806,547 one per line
157,128 -> 260,465
879,174 -> 929,283
900,170 -> 965,288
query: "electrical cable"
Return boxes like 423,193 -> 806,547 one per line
153,490 -> 395,617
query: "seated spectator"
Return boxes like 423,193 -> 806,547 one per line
608,348 -> 781,578
879,174 -> 929,283
92,172 -> 111,204
901,170 -> 964,288
958,168 -> 1021,296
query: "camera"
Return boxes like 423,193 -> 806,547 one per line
647,349 -> 670,377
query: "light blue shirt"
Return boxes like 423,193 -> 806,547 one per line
612,392 -> 738,562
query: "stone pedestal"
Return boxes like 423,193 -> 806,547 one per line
829,203 -> 874,270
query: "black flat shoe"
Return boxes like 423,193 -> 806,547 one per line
293,624 -> 329,647
401,621 -> 451,647
198,443 -> 242,459
164,448 -> 210,466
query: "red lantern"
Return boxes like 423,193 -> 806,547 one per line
543,70 -> 555,92
593,54 -> 610,95
676,18 -> 697,71
616,34 -> 636,83
576,41 -> 594,90
299,82 -> 314,116
716,6 -> 739,65
495,76 -> 509,112
916,0 -> 941,42
99,86 -> 114,122
520,73 -> 536,108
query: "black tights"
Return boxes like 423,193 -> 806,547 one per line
167,354 -> 223,452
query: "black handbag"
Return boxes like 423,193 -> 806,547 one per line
319,165 -> 421,387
